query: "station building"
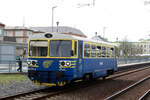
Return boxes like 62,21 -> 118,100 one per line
112,40 -> 150,56
137,39 -> 150,55
0,22 -> 5,41
3,26 -> 86,58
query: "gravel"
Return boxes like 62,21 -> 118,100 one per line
1,68 -> 150,99
0,79 -> 46,97
46,68 -> 150,100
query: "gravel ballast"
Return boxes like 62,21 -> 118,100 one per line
0,79 -> 46,97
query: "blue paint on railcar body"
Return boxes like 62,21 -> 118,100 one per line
27,33 -> 118,86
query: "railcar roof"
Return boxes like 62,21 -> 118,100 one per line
30,33 -> 117,46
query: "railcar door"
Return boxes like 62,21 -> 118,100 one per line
76,41 -> 83,77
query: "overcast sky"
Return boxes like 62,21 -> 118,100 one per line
0,0 -> 150,41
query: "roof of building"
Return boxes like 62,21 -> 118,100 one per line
91,35 -> 108,42
0,22 -> 5,27
4,26 -> 33,31
30,26 -> 87,37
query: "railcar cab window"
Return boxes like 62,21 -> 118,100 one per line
50,40 -> 72,57
29,40 -> 48,57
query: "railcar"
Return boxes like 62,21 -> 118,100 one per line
27,33 -> 117,86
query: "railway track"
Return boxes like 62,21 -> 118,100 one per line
0,66 -> 150,100
139,89 -> 150,100
104,75 -> 150,100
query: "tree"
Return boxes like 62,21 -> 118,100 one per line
118,37 -> 143,57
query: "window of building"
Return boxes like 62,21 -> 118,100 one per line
0,29 -> 2,35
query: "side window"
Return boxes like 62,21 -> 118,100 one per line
84,44 -> 90,57
79,44 -> 82,57
97,46 -> 101,57
74,41 -> 77,56
106,47 -> 110,57
102,46 -> 106,57
110,47 -> 114,57
91,45 -> 96,57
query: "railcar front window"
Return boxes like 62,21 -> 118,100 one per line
29,40 -> 48,57
50,40 -> 72,57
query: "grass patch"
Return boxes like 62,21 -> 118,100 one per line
0,74 -> 28,84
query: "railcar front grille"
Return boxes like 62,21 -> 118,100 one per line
28,70 -> 51,83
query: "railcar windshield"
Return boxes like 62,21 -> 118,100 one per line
50,40 -> 72,57
29,40 -> 48,57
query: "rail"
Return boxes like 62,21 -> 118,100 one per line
1,66 -> 150,100
138,89 -> 150,100
104,75 -> 150,100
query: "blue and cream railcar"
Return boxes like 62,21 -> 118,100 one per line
27,33 -> 117,86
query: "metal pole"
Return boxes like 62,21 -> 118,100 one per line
56,21 -> 59,32
103,27 -> 106,38
93,0 -> 95,6
52,6 -> 57,32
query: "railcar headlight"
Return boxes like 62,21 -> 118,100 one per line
61,61 -> 65,66
27,61 -> 32,65
32,60 -> 38,66
32,61 -> 36,65
28,60 -> 38,66
66,61 -> 71,66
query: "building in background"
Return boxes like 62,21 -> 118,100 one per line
138,39 -> 150,55
3,26 -> 36,57
4,26 -> 34,44
0,22 -> 5,41
4,26 -> 86,57
4,26 -> 86,43
30,26 -> 87,38
113,39 -> 150,57
91,35 -> 108,42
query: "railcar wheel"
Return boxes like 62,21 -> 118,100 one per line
83,74 -> 93,81
102,76 -> 106,80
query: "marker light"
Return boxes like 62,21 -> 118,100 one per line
45,33 -> 53,38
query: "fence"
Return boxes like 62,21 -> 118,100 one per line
0,56 -> 150,73
117,56 -> 150,65
0,60 -> 27,73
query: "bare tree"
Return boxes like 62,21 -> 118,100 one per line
118,37 -> 143,57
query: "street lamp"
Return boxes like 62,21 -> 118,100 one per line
52,6 -> 57,32
56,21 -> 59,32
